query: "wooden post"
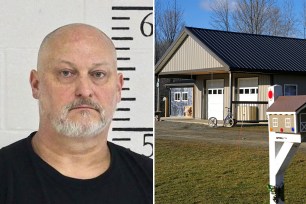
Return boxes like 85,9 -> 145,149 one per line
164,97 -> 169,117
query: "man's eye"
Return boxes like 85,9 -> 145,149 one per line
60,70 -> 73,77
92,71 -> 105,78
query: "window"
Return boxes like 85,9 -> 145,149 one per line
174,92 -> 181,101
182,92 -> 188,101
284,84 -> 297,96
218,89 -> 223,94
272,118 -> 278,127
285,118 -> 291,128
239,88 -> 258,94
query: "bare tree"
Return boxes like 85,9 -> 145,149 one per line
266,0 -> 296,37
155,0 -> 184,62
279,0 -> 296,36
155,0 -> 185,114
210,0 -> 232,31
267,6 -> 282,35
233,0 -> 275,34
210,0 -> 298,37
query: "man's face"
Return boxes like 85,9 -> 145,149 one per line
31,28 -> 123,138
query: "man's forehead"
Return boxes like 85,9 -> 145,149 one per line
37,24 -> 117,71
43,24 -> 114,49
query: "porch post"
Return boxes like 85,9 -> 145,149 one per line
229,71 -> 233,113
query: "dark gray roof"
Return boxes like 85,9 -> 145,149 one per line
186,27 -> 306,73
266,95 -> 306,113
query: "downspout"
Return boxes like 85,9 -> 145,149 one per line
229,71 -> 233,113
156,76 -> 160,111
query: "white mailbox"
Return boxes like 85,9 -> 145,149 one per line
266,86 -> 306,204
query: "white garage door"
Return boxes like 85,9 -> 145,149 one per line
207,79 -> 224,120
238,77 -> 258,101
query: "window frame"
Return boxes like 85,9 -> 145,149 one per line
174,92 -> 181,102
272,118 -> 278,127
285,118 -> 291,128
181,92 -> 188,101
284,84 -> 298,96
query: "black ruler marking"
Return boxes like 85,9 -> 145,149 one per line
121,97 -> 136,101
116,47 -> 130,50
112,6 -> 153,10
112,27 -> 130,30
117,67 -> 135,71
112,17 -> 130,20
112,138 -> 131,141
112,37 -> 133,41
123,78 -> 130,81
113,118 -> 130,121
144,133 -> 153,136
116,108 -> 130,111
122,88 -> 130,91
112,127 -> 153,132
117,57 -> 130,60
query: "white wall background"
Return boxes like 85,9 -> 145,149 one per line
0,0 -> 154,157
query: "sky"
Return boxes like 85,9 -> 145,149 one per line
158,0 -> 305,38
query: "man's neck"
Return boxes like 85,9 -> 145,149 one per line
31,129 -> 111,179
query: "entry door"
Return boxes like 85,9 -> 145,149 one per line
207,79 -> 224,120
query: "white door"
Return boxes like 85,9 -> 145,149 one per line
207,79 -> 224,120
238,77 -> 258,101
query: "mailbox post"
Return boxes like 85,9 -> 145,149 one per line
266,86 -> 306,203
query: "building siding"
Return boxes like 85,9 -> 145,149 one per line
161,36 -> 224,74
195,73 -> 271,120
273,74 -> 306,95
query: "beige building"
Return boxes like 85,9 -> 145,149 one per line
155,27 -> 306,122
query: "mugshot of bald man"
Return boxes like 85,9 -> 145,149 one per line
0,23 -> 153,204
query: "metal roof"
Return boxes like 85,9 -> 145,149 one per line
185,27 -> 306,73
266,95 -> 306,113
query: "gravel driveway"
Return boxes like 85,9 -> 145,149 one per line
155,119 -> 306,152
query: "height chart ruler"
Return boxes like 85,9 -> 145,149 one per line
108,0 -> 154,158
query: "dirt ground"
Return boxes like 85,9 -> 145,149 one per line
155,119 -> 306,152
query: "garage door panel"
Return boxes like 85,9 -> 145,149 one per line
207,79 -> 224,120
238,77 -> 258,101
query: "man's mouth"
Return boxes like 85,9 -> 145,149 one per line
66,99 -> 102,114
70,105 -> 99,112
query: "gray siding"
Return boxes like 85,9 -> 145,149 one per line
273,74 -> 306,95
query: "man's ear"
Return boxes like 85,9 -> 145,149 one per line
116,73 -> 124,102
29,70 -> 40,99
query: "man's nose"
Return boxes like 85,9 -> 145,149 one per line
75,76 -> 93,98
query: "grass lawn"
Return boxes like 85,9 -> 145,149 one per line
155,139 -> 306,203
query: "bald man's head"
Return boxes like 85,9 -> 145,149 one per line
37,23 -> 117,72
